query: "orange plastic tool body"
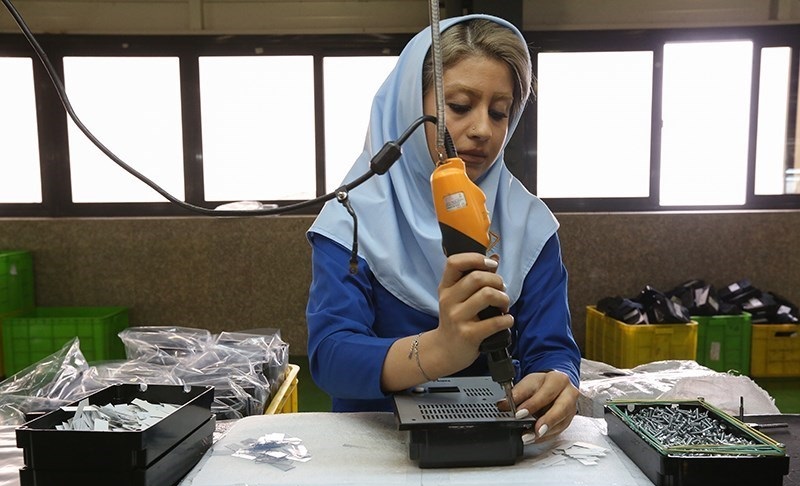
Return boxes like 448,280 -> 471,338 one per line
431,157 -> 493,256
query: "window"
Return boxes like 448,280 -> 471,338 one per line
536,51 -> 653,199
659,41 -> 753,206
1,24 -> 798,217
64,56 -> 184,203
755,46 -> 796,195
323,56 -> 398,192
531,26 -> 800,211
0,33 -> 411,216
199,56 -> 316,201
0,57 -> 41,203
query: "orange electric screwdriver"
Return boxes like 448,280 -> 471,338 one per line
431,156 -> 517,415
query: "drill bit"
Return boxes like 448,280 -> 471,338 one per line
502,381 -> 516,416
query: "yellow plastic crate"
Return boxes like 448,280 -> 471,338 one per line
586,306 -> 698,368
750,324 -> 800,377
264,363 -> 299,414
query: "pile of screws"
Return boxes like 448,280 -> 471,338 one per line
623,404 -> 756,447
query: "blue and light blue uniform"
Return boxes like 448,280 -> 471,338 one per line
306,13 -> 581,412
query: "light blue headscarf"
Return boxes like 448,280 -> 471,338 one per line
308,14 -> 558,316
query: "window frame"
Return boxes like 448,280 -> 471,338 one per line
0,23 -> 798,217
525,24 -> 800,213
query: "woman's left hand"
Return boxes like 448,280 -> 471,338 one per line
498,370 -> 579,443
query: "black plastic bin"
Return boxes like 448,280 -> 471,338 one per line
15,383 -> 214,486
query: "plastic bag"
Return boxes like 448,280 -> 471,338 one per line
119,326 -> 213,365
78,359 -> 183,389
578,359 -> 779,417
0,327 -> 290,425
657,373 -> 780,416
215,330 -> 289,395
0,338 -> 90,424
0,337 -> 89,402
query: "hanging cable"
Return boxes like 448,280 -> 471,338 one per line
335,187 -> 359,274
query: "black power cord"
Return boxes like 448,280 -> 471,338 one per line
0,0 -> 435,216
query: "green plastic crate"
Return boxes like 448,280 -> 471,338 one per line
2,306 -> 129,375
0,309 -> 27,378
0,251 -> 35,314
693,313 -> 752,375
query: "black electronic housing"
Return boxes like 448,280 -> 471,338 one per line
393,376 -> 535,468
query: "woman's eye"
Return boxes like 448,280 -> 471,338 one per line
490,110 -> 509,121
447,103 -> 470,114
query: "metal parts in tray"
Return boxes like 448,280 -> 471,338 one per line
605,398 -> 789,486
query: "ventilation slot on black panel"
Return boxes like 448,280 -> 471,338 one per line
463,387 -> 494,397
418,402 -> 503,420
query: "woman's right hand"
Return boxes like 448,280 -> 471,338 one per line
379,252 -> 513,392
430,252 -> 514,374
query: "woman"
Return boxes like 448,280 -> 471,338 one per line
306,14 -> 580,443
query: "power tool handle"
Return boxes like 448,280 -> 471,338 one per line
440,223 -> 505,320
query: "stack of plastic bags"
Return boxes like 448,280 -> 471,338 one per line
0,326 -> 288,425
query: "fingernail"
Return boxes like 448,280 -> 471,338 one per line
515,408 -> 530,420
536,423 -> 549,440
521,432 -> 536,445
484,258 -> 498,268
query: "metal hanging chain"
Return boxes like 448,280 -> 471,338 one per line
428,0 -> 446,163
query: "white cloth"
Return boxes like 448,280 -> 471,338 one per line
579,359 -> 781,418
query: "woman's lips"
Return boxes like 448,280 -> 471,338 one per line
458,152 -> 487,166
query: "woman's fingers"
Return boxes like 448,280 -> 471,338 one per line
439,253 -> 499,287
440,253 -> 508,315
500,371 -> 579,443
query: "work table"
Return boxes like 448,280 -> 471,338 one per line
1,412 -> 796,485
179,413 -> 654,486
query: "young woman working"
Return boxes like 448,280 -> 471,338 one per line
306,14 -> 581,444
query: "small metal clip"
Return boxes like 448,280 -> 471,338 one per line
487,231 -> 500,253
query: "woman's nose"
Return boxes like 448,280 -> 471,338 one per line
468,115 -> 491,140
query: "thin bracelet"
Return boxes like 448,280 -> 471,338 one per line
408,332 -> 434,382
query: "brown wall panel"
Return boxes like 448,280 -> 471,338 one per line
2,211 -> 797,355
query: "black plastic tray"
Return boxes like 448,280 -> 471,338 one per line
16,383 -> 214,471
605,399 -> 790,486
19,415 -> 215,486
